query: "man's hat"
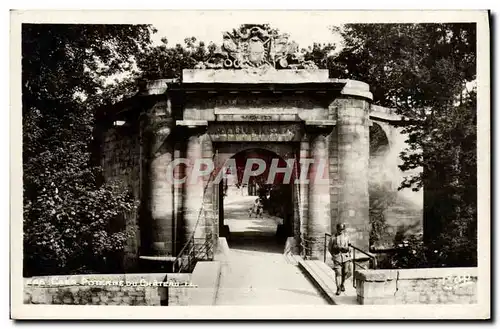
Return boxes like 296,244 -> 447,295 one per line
336,223 -> 346,232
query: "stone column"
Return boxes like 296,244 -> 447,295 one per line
201,133 -> 214,245
144,99 -> 174,256
298,136 -> 310,256
182,125 -> 211,244
306,123 -> 334,259
173,142 -> 183,255
335,81 -> 373,251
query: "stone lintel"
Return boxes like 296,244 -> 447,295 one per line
305,120 -> 337,126
214,109 -> 299,115
183,69 -> 330,84
176,120 -> 208,128
214,109 -> 300,122
305,120 -> 336,133
216,114 -> 299,122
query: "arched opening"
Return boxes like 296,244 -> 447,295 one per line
219,148 -> 295,253
369,123 -> 394,249
369,122 -> 391,187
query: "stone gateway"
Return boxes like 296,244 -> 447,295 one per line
96,26 -> 422,272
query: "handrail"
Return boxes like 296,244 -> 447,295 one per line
175,237 -> 214,273
350,244 -> 377,268
173,153 -> 217,273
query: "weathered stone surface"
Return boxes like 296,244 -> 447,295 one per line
333,96 -> 370,250
23,273 -> 174,306
356,268 -> 478,305
208,123 -> 302,142
139,79 -> 175,95
307,132 -> 331,259
188,261 -> 221,305
339,79 -> 373,100
183,69 -> 330,84
182,131 -> 213,243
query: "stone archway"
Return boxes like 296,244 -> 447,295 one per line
215,145 -> 297,253
369,122 -> 391,189
369,122 -> 393,249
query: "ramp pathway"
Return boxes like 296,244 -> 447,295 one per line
214,194 -> 328,305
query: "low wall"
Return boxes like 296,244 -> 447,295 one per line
355,267 -> 477,305
24,273 -> 193,306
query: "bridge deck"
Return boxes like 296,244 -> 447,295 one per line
214,194 -> 328,305
214,239 -> 329,306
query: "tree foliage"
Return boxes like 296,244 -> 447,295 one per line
321,24 -> 477,267
22,24 -> 155,276
136,37 -> 216,80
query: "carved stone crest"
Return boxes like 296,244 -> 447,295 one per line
195,24 -> 318,70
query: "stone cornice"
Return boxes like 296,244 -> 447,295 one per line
304,120 -> 336,134
338,79 -> 373,101
183,69 -> 331,84
175,120 -> 209,128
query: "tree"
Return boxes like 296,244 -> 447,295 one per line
22,24 -> 155,276
323,24 -> 477,267
136,36 -> 216,80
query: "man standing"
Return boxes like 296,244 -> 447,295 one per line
328,223 -> 352,295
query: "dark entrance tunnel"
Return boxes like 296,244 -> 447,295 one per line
218,148 -> 295,253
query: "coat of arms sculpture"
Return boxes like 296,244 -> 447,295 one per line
194,24 -> 318,70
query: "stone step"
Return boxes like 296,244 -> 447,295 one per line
298,259 -> 359,305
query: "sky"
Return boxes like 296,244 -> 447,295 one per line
145,12 -> 343,49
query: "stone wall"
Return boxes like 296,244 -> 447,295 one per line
355,267 -> 477,305
23,273 -> 193,306
101,123 -> 142,270
101,124 -> 141,196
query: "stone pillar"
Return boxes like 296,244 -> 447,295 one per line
298,137 -> 310,256
173,142 -> 183,255
335,81 -> 373,251
201,134 -> 214,244
306,123 -> 334,259
144,99 -> 174,256
182,126 -> 212,244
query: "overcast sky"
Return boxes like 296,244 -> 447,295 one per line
145,12 -> 342,48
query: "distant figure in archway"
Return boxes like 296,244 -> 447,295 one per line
248,197 -> 263,218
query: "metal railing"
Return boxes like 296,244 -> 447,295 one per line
300,237 -> 314,259
174,235 -> 215,273
323,232 -> 377,288
173,153 -> 217,273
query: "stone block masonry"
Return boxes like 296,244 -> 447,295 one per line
23,273 -> 193,306
101,124 -> 142,270
355,267 -> 477,305
332,96 -> 371,250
